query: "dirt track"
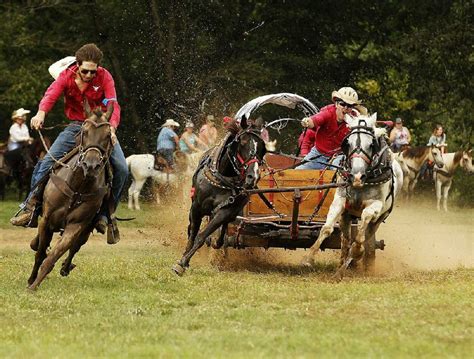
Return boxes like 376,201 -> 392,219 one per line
2,196 -> 472,274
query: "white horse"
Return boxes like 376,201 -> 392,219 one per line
394,145 -> 444,198
302,113 -> 403,280
434,150 -> 473,211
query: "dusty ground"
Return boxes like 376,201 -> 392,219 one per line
2,197 -> 472,274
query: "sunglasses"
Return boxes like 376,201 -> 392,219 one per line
80,69 -> 97,75
336,100 -> 355,109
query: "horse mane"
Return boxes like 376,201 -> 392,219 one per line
403,146 -> 428,159
454,151 -> 463,163
374,127 -> 387,138
226,120 -> 240,135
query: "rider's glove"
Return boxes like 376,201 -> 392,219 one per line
301,117 -> 314,129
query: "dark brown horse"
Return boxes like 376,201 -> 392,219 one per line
172,118 -> 267,276
27,104 -> 114,290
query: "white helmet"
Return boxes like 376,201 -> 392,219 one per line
331,87 -> 361,105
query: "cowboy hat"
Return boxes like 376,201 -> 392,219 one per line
206,114 -> 215,123
162,119 -> 180,128
11,108 -> 31,120
185,121 -> 194,128
331,87 -> 362,105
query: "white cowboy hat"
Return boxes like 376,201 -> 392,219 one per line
162,119 -> 180,128
11,108 -> 31,119
48,56 -> 76,80
206,114 -> 215,122
185,121 -> 194,128
331,87 -> 362,105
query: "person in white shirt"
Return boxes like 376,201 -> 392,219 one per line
8,108 -> 33,151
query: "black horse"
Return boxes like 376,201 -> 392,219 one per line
172,118 -> 267,275
0,138 -> 51,201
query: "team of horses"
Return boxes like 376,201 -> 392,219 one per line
8,102 -> 472,288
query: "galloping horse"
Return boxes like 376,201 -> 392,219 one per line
126,151 -> 192,210
172,118 -> 267,275
27,104 -> 114,290
302,113 -> 403,280
434,150 -> 473,211
394,145 -> 444,198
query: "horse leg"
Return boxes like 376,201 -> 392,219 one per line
301,193 -> 345,267
173,210 -> 229,275
335,201 -> 383,281
338,213 -> 352,267
27,221 -> 53,286
128,180 -> 136,210
442,181 -> 451,212
133,178 -> 146,210
212,223 -> 228,249
28,224 -> 82,290
435,178 -> 442,211
362,222 -> 380,271
184,203 -> 203,255
60,228 -> 91,277
30,234 -> 39,251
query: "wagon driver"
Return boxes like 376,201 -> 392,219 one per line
297,87 -> 367,170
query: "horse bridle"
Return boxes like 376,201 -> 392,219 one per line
76,119 -> 113,169
343,120 -> 377,166
226,129 -> 264,179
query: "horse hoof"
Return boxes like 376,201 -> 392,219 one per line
172,263 -> 185,276
211,241 -> 223,249
26,284 -> 37,292
301,256 -> 315,268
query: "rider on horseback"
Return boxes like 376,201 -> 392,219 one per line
4,109 -> 34,175
155,119 -> 180,170
10,44 -> 128,243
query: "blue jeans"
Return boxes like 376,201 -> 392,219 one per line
29,122 -> 128,211
296,147 -> 343,170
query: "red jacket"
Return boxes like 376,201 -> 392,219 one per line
39,65 -> 121,128
299,128 -> 315,156
307,104 -> 350,156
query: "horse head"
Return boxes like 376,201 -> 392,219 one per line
77,102 -> 113,178
428,145 -> 444,168
461,149 -> 474,173
226,115 -> 267,189
342,113 -> 386,187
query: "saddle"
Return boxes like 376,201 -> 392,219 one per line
153,154 -> 172,173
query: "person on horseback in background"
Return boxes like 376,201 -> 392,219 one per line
296,87 -> 367,169
156,119 -> 180,169
389,117 -> 411,152
179,121 -> 207,154
4,108 -> 34,174
10,43 -> 128,243
420,123 -> 448,180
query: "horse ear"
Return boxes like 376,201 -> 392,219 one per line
368,112 -> 377,127
105,103 -> 114,121
240,114 -> 248,129
84,100 -> 92,118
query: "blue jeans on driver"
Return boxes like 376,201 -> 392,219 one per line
27,122 -> 128,213
296,146 -> 343,170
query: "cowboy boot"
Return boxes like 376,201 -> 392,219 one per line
10,197 -> 39,227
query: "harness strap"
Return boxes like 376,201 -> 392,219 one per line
50,173 -> 109,208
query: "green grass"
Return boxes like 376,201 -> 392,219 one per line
0,200 -> 473,358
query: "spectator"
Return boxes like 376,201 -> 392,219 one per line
199,115 -> 218,147
389,117 -> 411,152
427,124 -> 447,154
8,108 -> 33,151
179,121 -> 207,153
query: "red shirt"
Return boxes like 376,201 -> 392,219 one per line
39,64 -> 121,128
299,128 -> 315,156
308,104 -> 350,156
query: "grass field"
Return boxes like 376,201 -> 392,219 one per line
0,198 -> 473,358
